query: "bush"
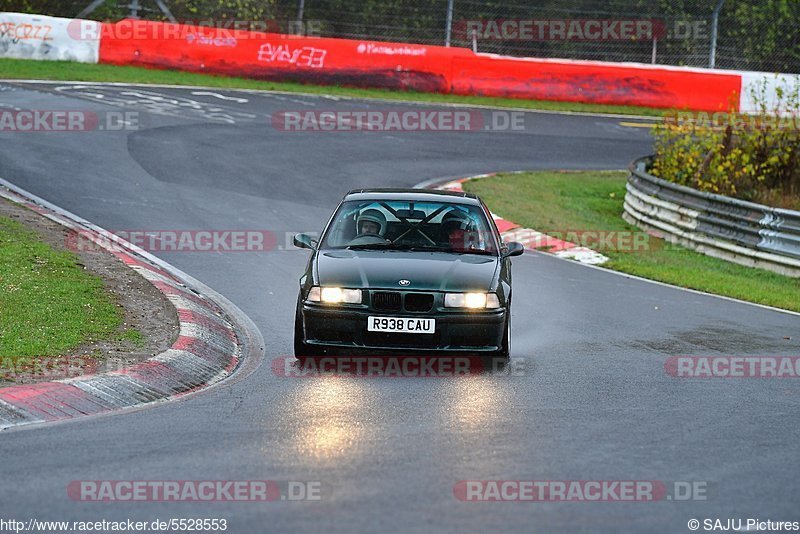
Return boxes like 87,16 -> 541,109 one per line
651,78 -> 800,208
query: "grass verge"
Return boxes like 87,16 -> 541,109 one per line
0,214 -> 122,365
464,170 -> 800,312
0,58 -> 664,117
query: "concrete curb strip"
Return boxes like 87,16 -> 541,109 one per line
0,181 -> 248,430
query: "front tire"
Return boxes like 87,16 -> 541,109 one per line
294,297 -> 312,360
498,315 -> 510,359
485,309 -> 511,371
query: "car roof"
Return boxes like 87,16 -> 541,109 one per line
344,188 -> 482,206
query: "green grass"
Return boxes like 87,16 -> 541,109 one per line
0,58 -> 664,117
116,327 -> 145,347
464,170 -> 800,312
0,215 -> 122,364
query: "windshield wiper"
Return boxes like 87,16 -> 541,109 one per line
394,245 -> 451,252
347,243 -> 447,252
452,248 -> 496,256
345,242 -> 394,250
388,244 -> 495,254
346,243 -> 495,255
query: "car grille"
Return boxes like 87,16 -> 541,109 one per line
404,293 -> 434,312
371,291 -> 435,313
372,291 -> 402,311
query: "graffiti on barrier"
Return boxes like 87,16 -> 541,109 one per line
257,43 -> 327,68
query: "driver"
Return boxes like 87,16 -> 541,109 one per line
356,208 -> 387,237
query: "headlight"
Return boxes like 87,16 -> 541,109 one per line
306,286 -> 362,304
444,292 -> 501,309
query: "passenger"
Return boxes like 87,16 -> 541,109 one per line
441,209 -> 471,248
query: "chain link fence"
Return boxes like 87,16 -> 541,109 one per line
10,0 -> 800,73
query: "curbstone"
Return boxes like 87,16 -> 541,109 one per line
0,181 -> 247,430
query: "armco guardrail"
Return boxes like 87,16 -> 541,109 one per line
2,12 -> 799,113
624,156 -> 800,277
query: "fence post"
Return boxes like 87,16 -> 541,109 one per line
445,0 -> 454,46
651,36 -> 657,64
78,0 -> 174,21
297,0 -> 305,27
77,0 -> 107,18
152,0 -> 175,21
128,0 -> 141,19
709,0 -> 726,68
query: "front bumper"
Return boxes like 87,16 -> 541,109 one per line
301,303 -> 506,353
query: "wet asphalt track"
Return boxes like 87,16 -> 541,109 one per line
0,81 -> 798,533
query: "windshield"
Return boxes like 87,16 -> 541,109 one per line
321,199 -> 499,254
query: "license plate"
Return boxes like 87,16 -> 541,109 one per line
368,316 -> 435,334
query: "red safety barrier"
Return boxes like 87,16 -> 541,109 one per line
98,20 -> 469,93
97,19 -> 744,111
451,54 -> 742,112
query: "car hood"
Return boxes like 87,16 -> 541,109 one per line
315,250 -> 499,292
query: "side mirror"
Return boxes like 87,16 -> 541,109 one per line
293,233 -> 317,250
502,241 -> 524,258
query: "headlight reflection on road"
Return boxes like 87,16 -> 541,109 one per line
446,375 -> 505,432
289,378 -> 374,462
